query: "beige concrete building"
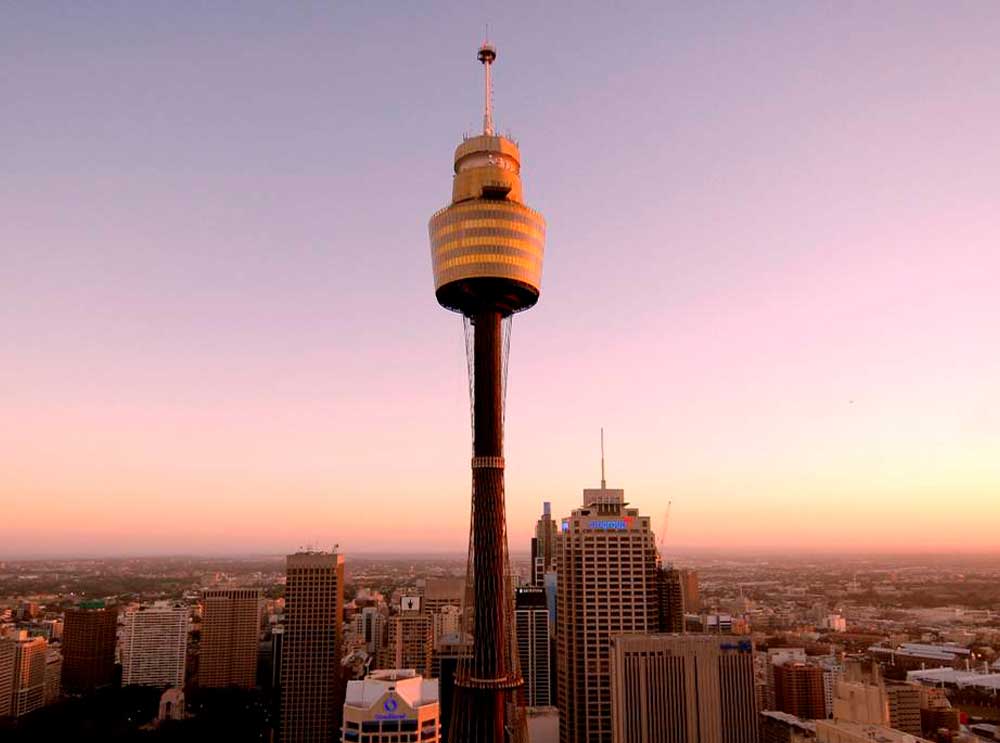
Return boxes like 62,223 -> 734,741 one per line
121,602 -> 188,687
199,587 -> 262,689
421,578 -> 464,614
832,679 -> 889,724
380,604 -> 433,678
282,550 -> 345,743
557,484 -> 658,743
341,670 -> 440,743
609,634 -> 758,743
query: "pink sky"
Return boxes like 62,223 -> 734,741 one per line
2,2 -> 998,556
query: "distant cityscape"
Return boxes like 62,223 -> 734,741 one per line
2,481 -> 1000,742
4,3 -> 998,742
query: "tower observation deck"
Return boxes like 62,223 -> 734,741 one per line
427,42 -> 545,743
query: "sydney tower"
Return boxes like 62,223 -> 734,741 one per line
428,42 -> 545,743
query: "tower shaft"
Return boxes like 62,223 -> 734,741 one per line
471,310 -> 506,680
450,310 -> 526,742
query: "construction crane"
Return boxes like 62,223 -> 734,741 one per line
657,500 -> 672,565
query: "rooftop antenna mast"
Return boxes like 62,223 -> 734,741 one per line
478,35 -> 496,135
600,427 -> 607,489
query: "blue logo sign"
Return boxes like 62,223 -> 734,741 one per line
588,519 -> 629,530
383,697 -> 398,713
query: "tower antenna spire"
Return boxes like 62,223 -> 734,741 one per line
478,39 -> 497,135
601,427 -> 606,489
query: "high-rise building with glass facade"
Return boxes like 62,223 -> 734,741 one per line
515,586 -> 551,708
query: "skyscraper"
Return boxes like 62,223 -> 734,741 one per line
514,586 -> 551,707
281,550 -> 345,743
531,502 -> 558,586
428,41 -> 546,743
774,663 -> 827,720
44,648 -> 62,705
199,587 -> 262,689
62,600 -> 118,694
609,634 -> 758,743
121,602 -> 188,688
0,638 -> 13,718
5,632 -> 48,718
557,482 -> 658,743
655,565 -> 686,633
679,569 -> 701,613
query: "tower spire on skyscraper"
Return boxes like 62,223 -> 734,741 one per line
428,40 -> 545,743
601,427 -> 607,489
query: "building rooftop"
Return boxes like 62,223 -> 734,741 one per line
907,668 -> 1000,691
761,710 -> 817,732
344,670 -> 439,709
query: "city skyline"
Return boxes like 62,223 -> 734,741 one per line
4,1 -> 1000,557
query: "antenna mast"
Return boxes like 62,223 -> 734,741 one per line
478,40 -> 497,135
600,427 -> 606,489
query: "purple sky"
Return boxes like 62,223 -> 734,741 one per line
3,2 -> 999,557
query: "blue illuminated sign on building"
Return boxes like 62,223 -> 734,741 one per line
588,519 -> 629,530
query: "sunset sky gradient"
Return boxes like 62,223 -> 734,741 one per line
3,2 -> 999,557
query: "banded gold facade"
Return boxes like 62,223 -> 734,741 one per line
429,200 -> 545,298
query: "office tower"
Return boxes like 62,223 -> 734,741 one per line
655,565 -> 685,633
428,40 -> 546,743
44,648 -> 62,705
282,550 -> 345,743
767,648 -> 808,709
199,587 -> 262,689
271,625 -> 285,690
381,601 -> 433,677
557,484 -> 658,743
121,602 -> 188,687
62,600 -> 118,693
679,569 -> 701,612
9,632 -> 48,717
514,586 -> 551,707
342,670 -> 441,743
422,578 -> 465,614
885,684 -> 921,735
609,634 -> 758,743
432,633 -> 471,743
359,606 -> 386,654
531,502 -> 558,586
774,663 -> 826,720
0,639 -> 13,717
